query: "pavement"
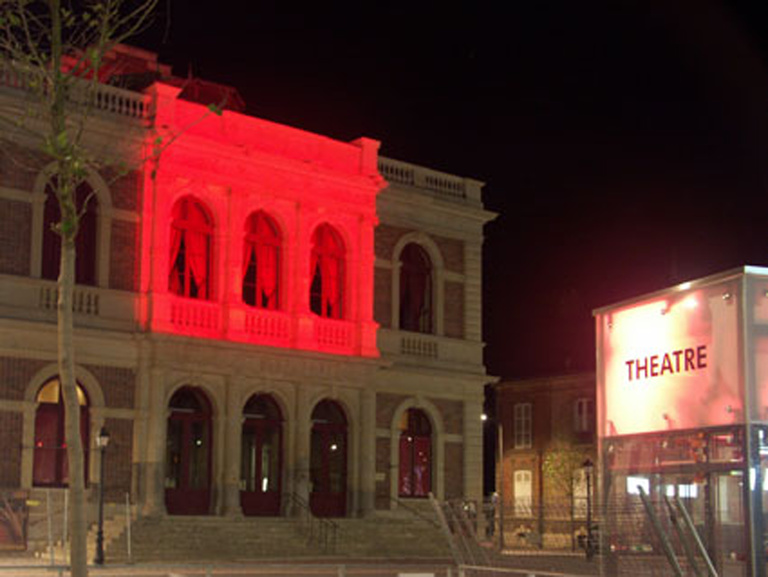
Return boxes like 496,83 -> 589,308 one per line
0,551 -> 601,577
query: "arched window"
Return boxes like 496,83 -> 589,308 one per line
398,408 -> 432,497
42,181 -> 98,285
242,212 -> 281,309
399,243 -> 433,333
33,379 -> 89,487
169,197 -> 213,299
310,225 -> 344,319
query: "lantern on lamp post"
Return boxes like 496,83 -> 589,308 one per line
94,427 -> 110,565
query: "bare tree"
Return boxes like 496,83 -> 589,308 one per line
0,2 -> 157,575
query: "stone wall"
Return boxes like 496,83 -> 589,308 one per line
0,411 -> 22,487
0,199 -> 31,276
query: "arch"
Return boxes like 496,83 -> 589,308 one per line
168,195 -> 215,300
391,233 -> 446,335
390,397 -> 445,503
24,364 -> 106,408
32,164 -> 113,288
309,223 -> 346,319
309,398 -> 348,517
242,210 -> 282,310
165,385 -> 214,515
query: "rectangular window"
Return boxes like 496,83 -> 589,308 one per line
573,470 -> 588,519
513,403 -> 532,449
574,398 -> 594,434
514,470 -> 533,517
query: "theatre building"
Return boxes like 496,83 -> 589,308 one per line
595,267 -> 768,577
0,45 -> 495,550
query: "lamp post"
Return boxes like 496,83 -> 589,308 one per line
94,427 -> 110,565
583,458 -> 594,561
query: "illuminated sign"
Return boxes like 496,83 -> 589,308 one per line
625,345 -> 707,381
597,282 -> 742,436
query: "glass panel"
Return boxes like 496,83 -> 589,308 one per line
188,420 -> 209,489
327,432 -> 345,494
36,381 -> 59,404
399,434 -> 413,497
413,436 -> 431,497
310,429 -> 325,493
165,419 -> 183,489
241,428 -> 257,492
262,425 -> 280,493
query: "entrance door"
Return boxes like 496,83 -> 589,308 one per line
165,387 -> 212,515
241,394 -> 282,516
33,379 -> 89,487
310,400 -> 347,517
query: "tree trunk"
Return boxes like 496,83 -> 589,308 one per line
49,1 -> 89,573
58,233 -> 88,577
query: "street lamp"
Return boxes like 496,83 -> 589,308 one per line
94,427 -> 110,565
582,458 -> 594,561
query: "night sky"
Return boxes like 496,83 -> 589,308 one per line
136,0 -> 768,380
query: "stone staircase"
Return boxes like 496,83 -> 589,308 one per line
104,515 -> 322,562
335,515 -> 451,559
25,492 -> 452,563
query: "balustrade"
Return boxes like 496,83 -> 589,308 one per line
39,284 -> 100,316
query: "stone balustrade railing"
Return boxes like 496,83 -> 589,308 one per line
0,61 -> 150,120
378,157 -> 483,205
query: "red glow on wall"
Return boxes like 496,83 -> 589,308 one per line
138,82 -> 385,357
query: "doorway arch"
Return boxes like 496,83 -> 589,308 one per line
165,386 -> 212,515
309,400 -> 347,517
240,394 -> 283,516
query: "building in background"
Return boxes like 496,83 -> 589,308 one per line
0,45 -> 495,549
494,373 -> 596,550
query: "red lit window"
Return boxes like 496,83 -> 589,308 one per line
33,379 -> 89,487
399,244 -> 433,333
42,181 -> 98,285
310,224 -> 344,319
398,409 -> 432,498
242,212 -> 281,309
169,197 -> 213,299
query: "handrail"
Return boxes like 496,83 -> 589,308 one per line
287,492 -> 338,553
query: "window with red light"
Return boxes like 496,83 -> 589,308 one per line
398,408 -> 432,497
242,211 -> 281,309
42,181 -> 98,285
399,243 -> 433,333
169,197 -> 213,299
310,224 -> 344,319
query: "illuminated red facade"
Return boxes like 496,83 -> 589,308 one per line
0,45 -> 495,554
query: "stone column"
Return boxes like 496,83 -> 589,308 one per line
463,396 -> 484,517
359,388 -> 376,516
222,382 -> 242,516
141,369 -> 167,517
293,386 -> 312,508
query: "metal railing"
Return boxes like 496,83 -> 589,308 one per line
287,492 -> 338,554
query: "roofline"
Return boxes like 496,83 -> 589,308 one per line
592,265 -> 768,316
